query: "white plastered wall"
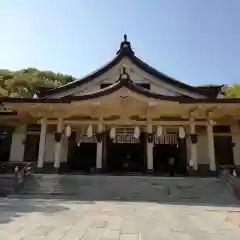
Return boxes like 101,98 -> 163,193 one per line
44,133 -> 54,163
61,135 -> 68,163
186,135 -> 191,165
197,133 -> 209,165
9,125 -> 27,162
186,132 -> 209,166
231,124 -> 240,165
43,132 -> 68,163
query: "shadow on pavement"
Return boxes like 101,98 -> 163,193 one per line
0,197 -> 70,224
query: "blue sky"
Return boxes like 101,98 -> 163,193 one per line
0,0 -> 239,85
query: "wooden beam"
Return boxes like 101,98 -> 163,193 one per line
44,119 -> 210,126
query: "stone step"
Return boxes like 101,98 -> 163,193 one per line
12,174 -> 239,205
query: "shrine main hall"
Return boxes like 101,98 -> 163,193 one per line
0,35 -> 240,175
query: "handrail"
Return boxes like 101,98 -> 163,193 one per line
0,162 -> 33,196
13,163 -> 32,189
219,165 -> 240,199
0,162 -> 30,174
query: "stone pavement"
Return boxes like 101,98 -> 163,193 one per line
0,175 -> 239,239
0,198 -> 240,239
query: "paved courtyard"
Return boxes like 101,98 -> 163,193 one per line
0,175 -> 239,239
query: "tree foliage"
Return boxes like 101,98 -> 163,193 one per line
224,84 -> 240,97
0,68 -> 76,98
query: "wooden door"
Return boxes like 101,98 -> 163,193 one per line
214,135 -> 234,166
0,127 -> 13,162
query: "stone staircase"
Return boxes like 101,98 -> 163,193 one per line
12,174 -> 239,205
0,174 -> 15,196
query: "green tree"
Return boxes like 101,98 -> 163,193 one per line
0,68 -> 76,98
224,84 -> 240,97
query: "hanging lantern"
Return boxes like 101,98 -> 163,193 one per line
147,133 -> 153,143
133,126 -> 140,139
178,127 -> 185,139
33,93 -> 38,99
156,126 -> 163,137
64,125 -> 72,138
0,131 -> 8,141
96,133 -> 103,142
190,133 -> 199,144
109,127 -> 116,139
87,125 -> 93,138
54,132 -> 62,142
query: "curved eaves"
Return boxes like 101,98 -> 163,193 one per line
0,97 -> 71,103
38,53 -> 124,97
128,55 -> 215,97
64,78 -> 192,102
179,98 -> 240,104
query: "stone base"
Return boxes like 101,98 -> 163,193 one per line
59,163 -> 69,173
146,169 -> 153,175
197,164 -> 210,176
36,163 -> 70,174
208,170 -> 218,177
95,168 -> 104,174
187,165 -> 218,177
187,169 -> 198,177
35,163 -> 57,174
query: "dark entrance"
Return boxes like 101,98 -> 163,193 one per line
24,124 -> 41,162
0,126 -> 13,162
214,135 -> 234,166
23,134 -> 40,162
106,132 -> 145,173
153,134 -> 187,175
67,132 -> 97,172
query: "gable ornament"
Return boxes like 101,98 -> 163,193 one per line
54,132 -> 62,142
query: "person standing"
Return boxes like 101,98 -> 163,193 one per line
168,157 -> 175,176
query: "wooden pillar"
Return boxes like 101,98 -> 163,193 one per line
102,129 -> 107,172
147,124 -> 153,172
231,124 -> 238,166
54,118 -> 63,169
9,125 -> 27,162
96,123 -> 103,171
190,120 -> 198,170
37,118 -> 47,168
207,123 -> 216,171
